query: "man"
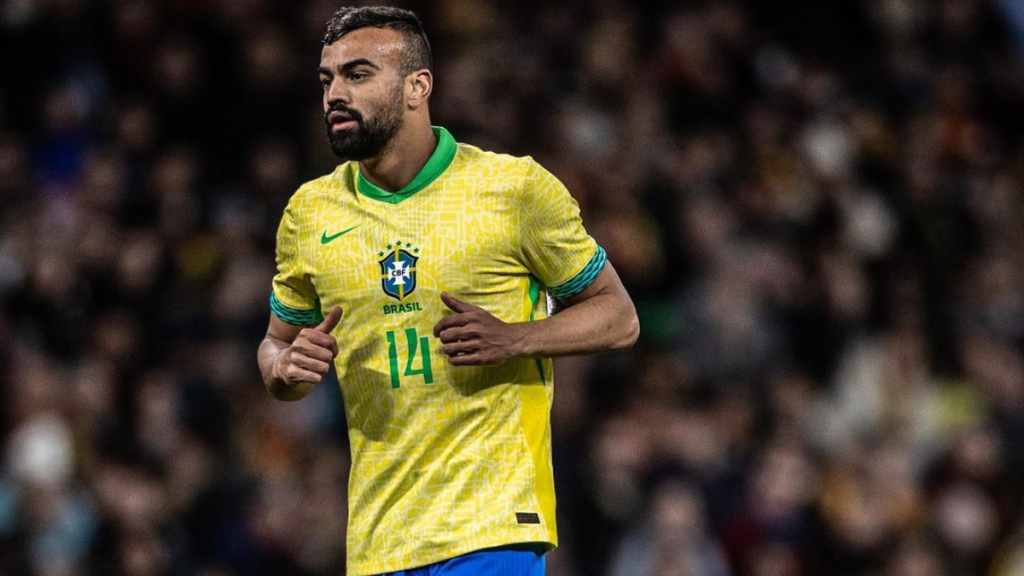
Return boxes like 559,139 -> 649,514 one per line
256,6 -> 639,576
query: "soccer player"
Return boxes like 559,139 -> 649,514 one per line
256,6 -> 639,576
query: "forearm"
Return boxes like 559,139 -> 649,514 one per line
514,289 -> 639,358
434,265 -> 637,366
258,336 -> 315,401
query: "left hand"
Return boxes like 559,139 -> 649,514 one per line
432,292 -> 525,366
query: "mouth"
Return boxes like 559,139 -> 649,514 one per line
327,110 -> 358,133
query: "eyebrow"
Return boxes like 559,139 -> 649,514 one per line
318,58 -> 382,75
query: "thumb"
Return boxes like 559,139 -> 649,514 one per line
440,292 -> 477,313
315,306 -> 343,333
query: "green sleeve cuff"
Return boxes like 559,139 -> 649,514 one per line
269,291 -> 323,326
548,246 -> 607,300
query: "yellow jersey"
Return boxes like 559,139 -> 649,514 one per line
270,126 -> 605,575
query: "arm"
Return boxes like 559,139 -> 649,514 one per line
521,262 -> 638,355
432,263 -> 639,366
257,307 -> 342,401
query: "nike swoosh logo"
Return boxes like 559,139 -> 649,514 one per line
321,225 -> 360,244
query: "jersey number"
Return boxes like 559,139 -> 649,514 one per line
385,328 -> 434,388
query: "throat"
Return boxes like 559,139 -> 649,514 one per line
359,129 -> 438,193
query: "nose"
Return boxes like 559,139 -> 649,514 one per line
325,77 -> 350,107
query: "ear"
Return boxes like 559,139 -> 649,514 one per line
406,69 -> 433,109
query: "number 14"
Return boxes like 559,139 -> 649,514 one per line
385,328 -> 434,388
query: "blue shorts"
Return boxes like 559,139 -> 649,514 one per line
379,545 -> 546,576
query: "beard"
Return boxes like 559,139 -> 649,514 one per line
325,87 -> 404,161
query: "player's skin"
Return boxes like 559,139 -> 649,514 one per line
257,27 -> 639,401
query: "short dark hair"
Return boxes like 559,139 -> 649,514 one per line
323,6 -> 432,76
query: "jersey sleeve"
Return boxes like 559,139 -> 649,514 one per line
519,158 -> 606,299
270,201 -> 323,326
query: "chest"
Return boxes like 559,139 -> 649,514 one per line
307,188 -> 522,305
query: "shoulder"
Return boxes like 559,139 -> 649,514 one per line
284,164 -> 355,215
451,143 -> 553,207
453,141 -> 536,182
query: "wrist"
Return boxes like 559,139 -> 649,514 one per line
511,321 -> 538,358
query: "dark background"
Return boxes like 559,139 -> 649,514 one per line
3,0 -> 1024,575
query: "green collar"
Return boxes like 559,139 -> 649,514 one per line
356,126 -> 457,204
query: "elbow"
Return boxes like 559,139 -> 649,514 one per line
610,309 -> 640,351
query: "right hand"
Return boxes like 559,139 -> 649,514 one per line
272,306 -> 343,385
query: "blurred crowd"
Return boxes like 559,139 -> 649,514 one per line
3,0 -> 1024,575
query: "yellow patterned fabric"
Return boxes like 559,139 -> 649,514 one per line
270,127 -> 602,575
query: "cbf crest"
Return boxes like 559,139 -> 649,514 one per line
378,241 -> 420,301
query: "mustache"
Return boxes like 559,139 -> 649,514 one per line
325,103 -> 363,124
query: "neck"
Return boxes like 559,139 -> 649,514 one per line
359,120 -> 436,192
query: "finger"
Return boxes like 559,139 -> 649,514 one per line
447,352 -> 486,366
292,354 -> 331,375
315,306 -> 343,333
306,333 -> 340,357
299,329 -> 339,356
291,342 -> 335,364
285,365 -> 323,384
440,292 -> 480,314
438,326 -> 472,344
440,328 -> 481,344
442,340 -> 478,356
432,313 -> 469,338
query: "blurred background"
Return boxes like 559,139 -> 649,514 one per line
2,0 -> 1024,575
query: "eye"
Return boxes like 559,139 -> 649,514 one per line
320,76 -> 331,88
348,72 -> 368,81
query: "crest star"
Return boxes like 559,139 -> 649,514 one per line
395,240 -> 402,246
378,252 -> 384,257
386,244 -> 392,250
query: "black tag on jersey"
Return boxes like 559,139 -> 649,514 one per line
516,512 -> 540,524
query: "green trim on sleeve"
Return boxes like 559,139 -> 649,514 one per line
548,246 -> 607,300
356,126 -> 457,204
269,292 -> 323,326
